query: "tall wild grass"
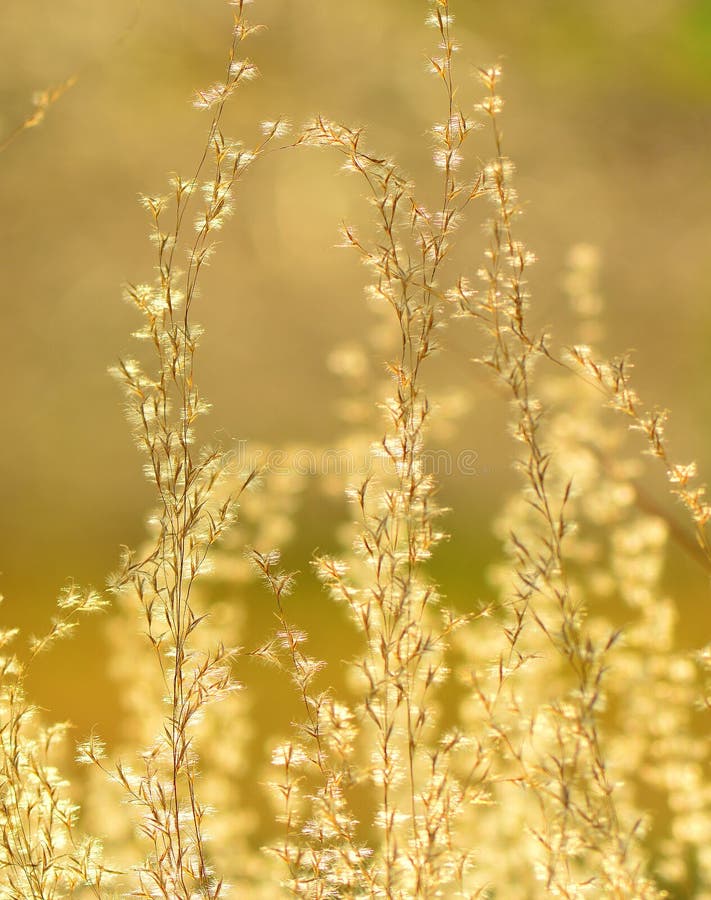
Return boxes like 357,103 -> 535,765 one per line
1,0 -> 709,897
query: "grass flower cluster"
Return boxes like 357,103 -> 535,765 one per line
1,1 -> 709,897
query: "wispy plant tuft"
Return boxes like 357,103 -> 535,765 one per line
1,0 -> 709,898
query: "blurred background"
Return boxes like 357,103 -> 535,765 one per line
0,0 -> 710,749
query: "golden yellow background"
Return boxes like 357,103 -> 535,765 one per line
1,0 -> 710,742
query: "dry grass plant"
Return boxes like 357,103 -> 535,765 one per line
1,0 -> 709,898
